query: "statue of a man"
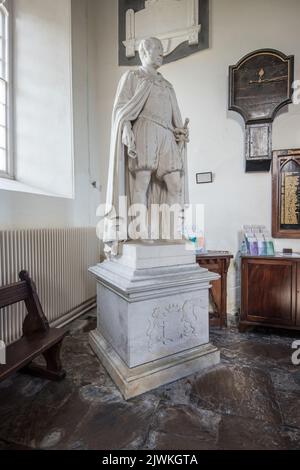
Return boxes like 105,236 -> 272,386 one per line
104,37 -> 189,257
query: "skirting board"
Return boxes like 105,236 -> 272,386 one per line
51,297 -> 96,328
89,329 -> 220,400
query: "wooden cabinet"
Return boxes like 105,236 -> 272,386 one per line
240,255 -> 300,331
196,252 -> 233,328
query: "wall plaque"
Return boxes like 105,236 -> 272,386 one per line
229,49 -> 294,172
272,148 -> 300,238
118,0 -> 209,66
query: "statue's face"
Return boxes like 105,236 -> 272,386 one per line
142,40 -> 164,69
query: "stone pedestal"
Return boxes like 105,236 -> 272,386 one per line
89,242 -> 220,399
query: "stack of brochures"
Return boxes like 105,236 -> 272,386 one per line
243,225 -> 275,256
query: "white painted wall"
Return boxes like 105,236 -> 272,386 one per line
14,0 -> 74,198
93,0 -> 300,314
0,0 -> 101,228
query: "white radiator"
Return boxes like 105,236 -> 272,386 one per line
0,228 -> 100,344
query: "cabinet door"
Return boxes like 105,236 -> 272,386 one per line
242,258 -> 296,326
297,262 -> 300,326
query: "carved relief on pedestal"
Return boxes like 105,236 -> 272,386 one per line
123,0 -> 201,58
147,299 -> 204,351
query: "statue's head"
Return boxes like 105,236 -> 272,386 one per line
139,37 -> 164,70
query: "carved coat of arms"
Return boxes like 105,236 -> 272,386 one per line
147,300 -> 201,351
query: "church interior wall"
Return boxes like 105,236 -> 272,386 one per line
94,0 -> 300,316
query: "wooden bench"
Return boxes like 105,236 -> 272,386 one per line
0,271 -> 68,383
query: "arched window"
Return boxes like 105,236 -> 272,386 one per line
0,0 -> 11,177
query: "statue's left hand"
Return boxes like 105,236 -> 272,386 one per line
174,127 -> 189,143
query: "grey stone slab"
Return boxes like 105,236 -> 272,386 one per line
190,364 -> 282,425
275,390 -> 300,428
145,404 -> 220,450
217,415 -> 288,450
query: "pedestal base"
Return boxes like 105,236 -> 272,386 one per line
89,329 -> 220,400
89,242 -> 220,399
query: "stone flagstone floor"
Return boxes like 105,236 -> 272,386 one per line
0,310 -> 299,450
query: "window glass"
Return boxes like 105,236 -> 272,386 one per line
0,2 -> 10,177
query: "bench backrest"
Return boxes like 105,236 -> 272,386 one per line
0,271 -> 50,337
0,281 -> 29,309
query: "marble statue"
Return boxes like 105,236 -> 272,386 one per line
90,38 -> 220,399
104,37 -> 189,257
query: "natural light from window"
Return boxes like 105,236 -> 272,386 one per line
0,2 -> 9,175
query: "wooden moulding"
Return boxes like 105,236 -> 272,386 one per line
272,148 -> 300,239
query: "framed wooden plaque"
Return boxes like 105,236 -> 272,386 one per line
229,49 -> 294,172
272,148 -> 300,238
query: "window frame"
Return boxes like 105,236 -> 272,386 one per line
0,0 -> 13,180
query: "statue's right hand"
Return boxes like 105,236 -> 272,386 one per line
122,122 -> 136,158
